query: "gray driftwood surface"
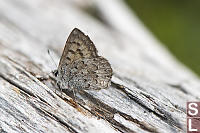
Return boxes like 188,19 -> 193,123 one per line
0,0 -> 200,133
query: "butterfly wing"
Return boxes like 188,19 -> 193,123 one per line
56,28 -> 112,91
84,57 -> 113,90
58,28 -> 98,70
68,57 -> 113,90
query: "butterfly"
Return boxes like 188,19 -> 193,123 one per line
53,28 -> 112,96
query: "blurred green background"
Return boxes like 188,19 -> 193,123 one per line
125,0 -> 200,76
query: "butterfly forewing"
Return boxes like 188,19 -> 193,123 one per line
58,28 -> 98,70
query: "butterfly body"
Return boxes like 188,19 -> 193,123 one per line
54,28 -> 112,93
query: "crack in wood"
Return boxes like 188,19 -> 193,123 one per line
45,112 -> 79,133
0,73 -> 36,98
111,81 -> 183,132
61,90 -> 136,133
27,99 -> 78,133
0,97 -> 37,132
117,112 -> 158,133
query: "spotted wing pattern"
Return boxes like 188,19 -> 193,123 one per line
56,28 -> 112,91
67,57 -> 112,90
58,28 -> 98,70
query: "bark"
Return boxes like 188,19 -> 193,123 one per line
0,0 -> 200,133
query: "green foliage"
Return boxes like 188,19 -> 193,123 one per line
125,0 -> 200,76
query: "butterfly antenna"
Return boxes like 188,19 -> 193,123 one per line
47,49 -> 57,68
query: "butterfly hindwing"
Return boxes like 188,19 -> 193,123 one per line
67,57 -> 112,90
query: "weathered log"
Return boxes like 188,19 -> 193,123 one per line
0,0 -> 200,133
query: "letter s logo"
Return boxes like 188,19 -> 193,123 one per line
188,103 -> 198,116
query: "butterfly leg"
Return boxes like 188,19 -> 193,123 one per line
72,88 -> 78,101
55,81 -> 64,97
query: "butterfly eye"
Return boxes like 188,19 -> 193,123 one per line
53,70 -> 58,77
